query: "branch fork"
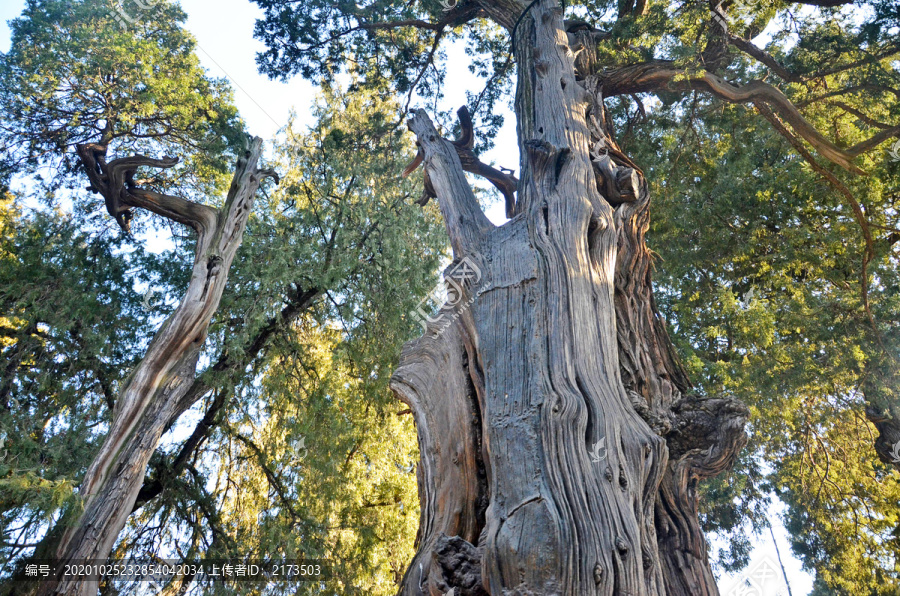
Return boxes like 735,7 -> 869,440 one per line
404,106 -> 520,218
405,109 -> 494,255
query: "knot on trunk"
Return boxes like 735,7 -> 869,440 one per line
667,395 -> 749,478
433,534 -> 488,596
592,154 -> 640,206
867,405 -> 900,470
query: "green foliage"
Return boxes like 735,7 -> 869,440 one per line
251,0 -> 513,152
113,87 -> 446,594
619,54 -> 900,592
0,0 -> 243,204
0,194 -> 173,557
253,0 -> 444,85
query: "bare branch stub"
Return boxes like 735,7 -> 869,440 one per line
404,106 -> 520,217
405,109 -> 494,255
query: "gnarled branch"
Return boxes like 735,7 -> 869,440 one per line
37,138 -> 277,596
404,106 -> 519,217
76,143 -> 217,235
599,61 -> 900,174
727,32 -> 900,85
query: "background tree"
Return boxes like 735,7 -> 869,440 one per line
0,0 -> 275,593
0,198 -> 156,537
0,1 -> 252,587
251,0 -> 900,594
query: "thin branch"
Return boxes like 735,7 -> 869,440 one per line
845,125 -> 900,157
400,27 -> 446,120
754,103 -> 887,357
726,34 -> 797,82
828,101 -> 894,129
769,525 -> 794,596
728,34 -> 900,84
230,431 -> 303,522
798,84 -> 900,107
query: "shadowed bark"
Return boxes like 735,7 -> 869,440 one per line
593,90 -> 749,593
395,1 -> 672,592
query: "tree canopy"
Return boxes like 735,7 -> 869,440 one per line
0,0 -> 899,594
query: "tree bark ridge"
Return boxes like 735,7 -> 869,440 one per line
395,2 -> 681,594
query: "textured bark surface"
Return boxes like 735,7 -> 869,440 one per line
868,400 -> 900,472
393,1 -> 748,595
11,139 -> 274,596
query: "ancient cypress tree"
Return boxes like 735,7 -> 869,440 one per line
252,1 -> 900,594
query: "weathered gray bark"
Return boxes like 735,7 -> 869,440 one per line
604,104 -> 748,595
393,1 -> 748,594
867,397 -> 900,472
10,138 -> 274,596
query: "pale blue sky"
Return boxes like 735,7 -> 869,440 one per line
0,1 -> 814,593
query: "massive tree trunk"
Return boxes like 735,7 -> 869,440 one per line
392,1 -> 748,594
8,139 -> 274,596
